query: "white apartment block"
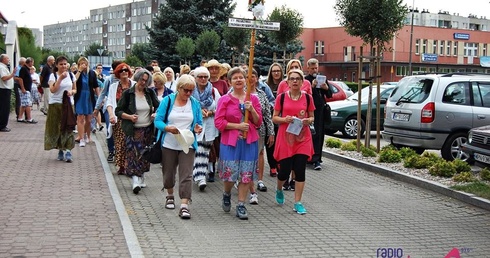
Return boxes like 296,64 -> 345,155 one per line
43,0 -> 166,59
407,8 -> 490,30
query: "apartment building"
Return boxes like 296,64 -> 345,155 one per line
299,9 -> 490,82
43,0 -> 165,59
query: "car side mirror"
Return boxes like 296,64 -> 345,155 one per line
380,98 -> 387,104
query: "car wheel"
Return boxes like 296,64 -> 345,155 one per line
341,116 -> 365,139
441,132 -> 472,162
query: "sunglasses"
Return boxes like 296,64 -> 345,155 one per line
288,77 -> 302,82
121,68 -> 129,73
196,75 -> 208,79
182,88 -> 194,94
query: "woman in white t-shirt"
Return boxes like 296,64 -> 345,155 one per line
45,56 -> 77,162
163,67 -> 176,92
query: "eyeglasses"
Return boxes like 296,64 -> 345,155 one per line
288,77 -> 302,82
196,75 -> 208,79
272,70 -> 281,73
181,88 -> 194,94
121,68 -> 129,73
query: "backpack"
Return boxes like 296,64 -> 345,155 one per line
53,72 -> 74,83
278,91 -> 311,116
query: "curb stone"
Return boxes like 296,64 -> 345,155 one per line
323,150 -> 490,211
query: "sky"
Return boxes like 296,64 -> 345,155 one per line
1,0 -> 490,30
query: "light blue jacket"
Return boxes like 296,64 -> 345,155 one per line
154,93 -> 203,151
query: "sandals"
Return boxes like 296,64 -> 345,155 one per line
179,207 -> 191,219
165,196 -> 175,209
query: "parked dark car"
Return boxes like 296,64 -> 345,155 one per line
462,125 -> 490,168
325,85 -> 396,138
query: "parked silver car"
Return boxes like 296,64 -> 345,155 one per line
382,73 -> 490,161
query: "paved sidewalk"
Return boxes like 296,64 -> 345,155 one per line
2,110 -> 490,257
0,112 -> 131,257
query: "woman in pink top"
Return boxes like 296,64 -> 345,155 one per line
272,69 -> 314,215
276,59 -> 312,95
214,67 -> 262,220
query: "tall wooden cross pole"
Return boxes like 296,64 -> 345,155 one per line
228,0 -> 280,138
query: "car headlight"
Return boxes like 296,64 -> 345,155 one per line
468,131 -> 473,143
331,111 -> 338,117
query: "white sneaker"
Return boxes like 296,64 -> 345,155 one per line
140,175 -> 147,188
84,134 -> 90,143
198,179 -> 206,191
249,193 -> 259,205
132,176 -> 141,194
79,140 -> 86,147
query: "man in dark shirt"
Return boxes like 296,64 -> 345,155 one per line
39,56 -> 55,115
17,57 -> 37,123
304,58 -> 331,170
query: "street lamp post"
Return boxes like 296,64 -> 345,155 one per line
408,0 -> 415,76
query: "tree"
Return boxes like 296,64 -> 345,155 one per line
253,30 -> 304,75
147,0 -> 235,69
195,30 -> 221,60
124,54 -> 144,67
222,25 -> 250,58
334,0 -> 408,150
175,37 -> 195,65
84,42 -> 109,57
268,5 -> 304,63
18,28 -> 42,66
131,43 -> 153,66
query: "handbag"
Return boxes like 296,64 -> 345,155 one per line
140,97 -> 171,164
140,134 -> 162,164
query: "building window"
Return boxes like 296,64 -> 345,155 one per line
483,44 -> 487,56
422,39 -> 427,54
432,40 -> 437,54
314,41 -> 324,55
415,39 -> 420,54
439,40 -> 444,55
464,42 -> 478,57
453,41 -> 458,56
447,40 -> 451,55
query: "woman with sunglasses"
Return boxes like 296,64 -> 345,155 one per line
214,67 -> 262,220
191,66 -> 221,191
106,63 -> 134,175
114,69 -> 159,195
272,69 -> 314,215
155,74 -> 203,220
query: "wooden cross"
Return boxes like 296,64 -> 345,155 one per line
228,0 -> 280,138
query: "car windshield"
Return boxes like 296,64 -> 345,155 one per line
389,77 -> 433,105
348,86 -> 385,102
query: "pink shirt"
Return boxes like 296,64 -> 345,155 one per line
215,93 -> 262,146
277,79 -> 312,95
273,92 -> 315,162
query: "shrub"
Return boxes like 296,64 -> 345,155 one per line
451,159 -> 472,173
453,171 -> 476,182
421,152 -> 444,163
325,138 -> 342,148
429,161 -> 457,178
361,146 -> 377,157
340,141 -> 357,151
480,168 -> 490,181
399,147 -> 417,160
381,144 -> 398,152
404,156 -> 432,169
378,148 -> 402,163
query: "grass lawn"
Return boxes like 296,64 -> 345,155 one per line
451,181 -> 490,200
